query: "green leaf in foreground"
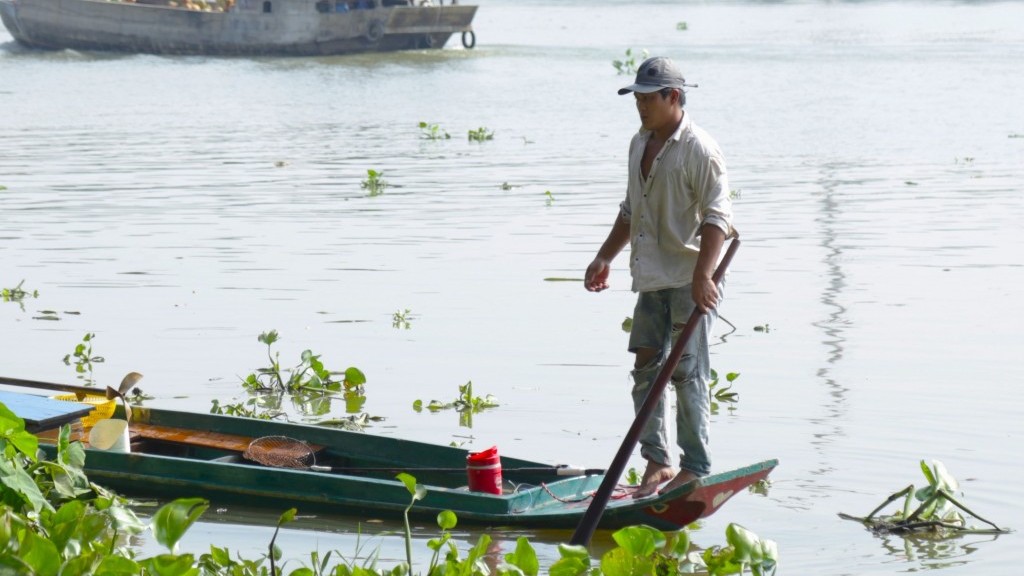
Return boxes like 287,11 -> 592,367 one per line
504,536 -> 539,576
17,530 -> 61,576
0,401 -> 39,460
550,543 -> 591,576
612,524 -> 664,556
152,497 -> 210,554
140,553 -> 198,576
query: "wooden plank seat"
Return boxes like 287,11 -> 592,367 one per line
128,422 -> 323,456
129,422 -> 255,452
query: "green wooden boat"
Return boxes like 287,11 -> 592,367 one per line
10,392 -> 776,531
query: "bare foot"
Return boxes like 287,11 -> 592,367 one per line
658,469 -> 700,495
633,461 -> 675,498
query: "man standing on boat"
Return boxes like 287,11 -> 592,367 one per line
584,56 -> 733,498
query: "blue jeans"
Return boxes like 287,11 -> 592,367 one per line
627,283 -> 721,476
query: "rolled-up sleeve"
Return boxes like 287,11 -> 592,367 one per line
692,152 -> 732,236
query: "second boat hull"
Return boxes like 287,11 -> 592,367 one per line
0,0 -> 477,56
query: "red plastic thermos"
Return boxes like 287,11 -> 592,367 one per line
466,446 -> 503,494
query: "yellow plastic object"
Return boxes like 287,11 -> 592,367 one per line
51,394 -> 116,428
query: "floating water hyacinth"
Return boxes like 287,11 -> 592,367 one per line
839,459 -> 1009,536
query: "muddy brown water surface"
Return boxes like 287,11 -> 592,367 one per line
2,0 -> 1023,573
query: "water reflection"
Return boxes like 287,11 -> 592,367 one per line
801,168 -> 852,495
874,532 -> 1002,572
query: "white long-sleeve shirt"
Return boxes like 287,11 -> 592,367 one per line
619,112 -> 733,293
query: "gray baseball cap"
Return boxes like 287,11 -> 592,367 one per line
618,56 -> 690,95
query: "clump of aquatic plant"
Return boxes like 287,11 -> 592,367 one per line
563,525 -> 694,575
62,332 -> 104,385
210,396 -> 283,420
676,21 -> 688,30
1,279 -> 38,310
413,380 -> 498,428
544,190 -> 555,206
423,507 -> 493,576
0,405 -> 314,575
418,121 -> 450,140
0,405 -> 146,571
749,478 -> 772,496
316,412 -> 385,431
242,330 -> 365,395
33,309 -> 63,321
414,380 -> 498,413
0,409 -> 284,576
754,323 -> 770,332
709,369 -> 740,413
701,523 -> 779,576
361,168 -> 388,196
545,523 -> 776,576
612,48 -> 649,75
213,330 -> 370,424
0,409 -> 279,576
839,460 -> 1008,536
621,316 -> 633,333
195,507 -> 301,574
393,308 -> 413,329
467,127 -> 494,142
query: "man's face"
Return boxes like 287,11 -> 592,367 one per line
634,90 -> 677,132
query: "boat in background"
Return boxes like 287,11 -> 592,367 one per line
0,0 -> 477,56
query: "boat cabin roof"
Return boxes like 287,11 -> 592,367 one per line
0,390 -> 92,432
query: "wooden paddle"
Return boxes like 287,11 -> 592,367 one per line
0,373 -> 141,398
0,372 -> 143,421
569,237 -> 740,546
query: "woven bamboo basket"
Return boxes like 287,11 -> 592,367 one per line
51,394 -> 116,429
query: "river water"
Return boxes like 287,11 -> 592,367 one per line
2,0 -> 1023,573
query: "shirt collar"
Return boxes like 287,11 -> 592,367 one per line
638,111 -> 691,143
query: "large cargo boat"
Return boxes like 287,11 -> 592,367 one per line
0,0 -> 477,56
